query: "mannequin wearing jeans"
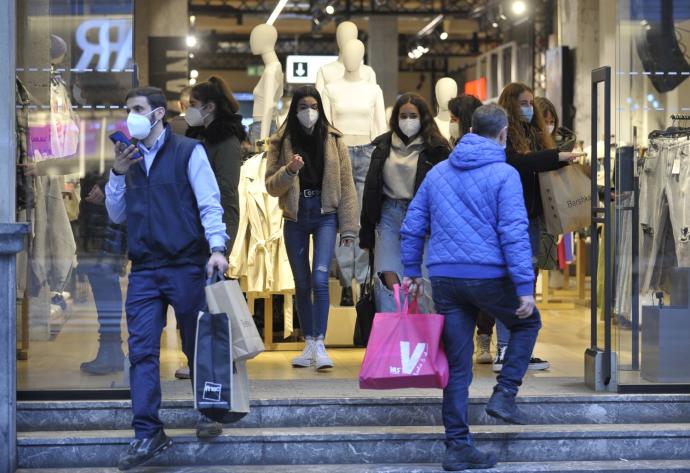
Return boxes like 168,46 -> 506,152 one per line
265,86 -> 359,370
322,39 -> 386,305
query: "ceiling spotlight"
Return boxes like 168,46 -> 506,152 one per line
512,0 -> 527,15
408,51 -> 415,59
189,15 -> 196,25
189,78 -> 197,86
188,53 -> 194,59
190,69 -> 199,79
492,21 -> 499,28
186,35 -> 197,48
313,17 -> 321,26
325,5 -> 335,15
440,31 -> 448,40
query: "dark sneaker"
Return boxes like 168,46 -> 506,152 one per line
174,366 -> 191,379
442,443 -> 497,471
485,387 -> 527,425
491,344 -> 507,373
117,429 -> 172,471
196,415 -> 223,440
528,356 -> 550,370
340,287 -> 354,306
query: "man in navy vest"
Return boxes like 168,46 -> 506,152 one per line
105,87 -> 229,471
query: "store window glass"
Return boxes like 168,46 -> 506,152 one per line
15,0 -> 137,393
614,0 -> 690,387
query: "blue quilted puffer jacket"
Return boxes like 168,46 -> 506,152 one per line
401,133 -> 535,296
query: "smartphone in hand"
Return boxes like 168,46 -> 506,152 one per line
109,131 -> 141,160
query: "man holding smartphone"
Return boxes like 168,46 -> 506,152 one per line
105,86 -> 228,471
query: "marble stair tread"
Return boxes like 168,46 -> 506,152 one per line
15,460 -> 690,473
18,423 -> 690,444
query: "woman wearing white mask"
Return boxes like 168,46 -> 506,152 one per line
265,85 -> 358,370
534,96 -> 577,152
360,93 -> 450,313
185,76 -> 246,250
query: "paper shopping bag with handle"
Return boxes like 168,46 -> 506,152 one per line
206,271 -> 265,361
539,163 -> 592,235
359,284 -> 448,390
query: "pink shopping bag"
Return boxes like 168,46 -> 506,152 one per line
359,284 -> 449,390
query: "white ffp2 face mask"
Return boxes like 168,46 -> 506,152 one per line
184,105 -> 209,127
127,108 -> 161,140
399,118 -> 421,138
297,108 -> 319,129
449,122 -> 461,140
547,124 -> 555,135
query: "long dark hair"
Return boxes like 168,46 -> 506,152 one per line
389,93 -> 447,147
497,82 -> 555,153
191,76 -> 246,141
448,94 -> 482,136
279,85 -> 332,151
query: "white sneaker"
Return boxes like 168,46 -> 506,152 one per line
292,338 -> 316,368
314,339 -> 333,370
476,334 -> 493,364
492,344 -> 507,373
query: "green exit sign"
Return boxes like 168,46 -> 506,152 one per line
247,65 -> 265,77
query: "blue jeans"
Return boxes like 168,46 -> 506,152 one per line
79,261 -> 123,337
374,199 -> 433,314
284,195 -> 338,338
335,144 -> 373,287
125,264 -> 206,438
496,217 -> 541,346
431,277 -> 541,446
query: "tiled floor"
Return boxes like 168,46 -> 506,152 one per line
15,273 -> 612,396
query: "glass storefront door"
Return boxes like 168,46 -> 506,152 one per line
613,0 -> 690,391
15,0 -> 139,395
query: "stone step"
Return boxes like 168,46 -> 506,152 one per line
18,394 -> 690,432
17,424 -> 690,469
15,460 -> 690,473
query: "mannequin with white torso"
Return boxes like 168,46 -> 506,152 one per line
322,40 -> 386,146
434,77 -> 458,141
249,24 -> 284,144
315,21 -> 377,95
323,39 -> 385,303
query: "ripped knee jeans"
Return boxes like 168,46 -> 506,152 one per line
283,194 -> 338,338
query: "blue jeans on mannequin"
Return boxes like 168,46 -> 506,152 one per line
283,194 -> 338,338
495,217 -> 542,347
432,277 -> 541,446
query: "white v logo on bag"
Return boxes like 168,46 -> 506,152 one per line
400,341 -> 427,374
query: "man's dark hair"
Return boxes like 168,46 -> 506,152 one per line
125,86 -> 167,111
471,104 -> 508,139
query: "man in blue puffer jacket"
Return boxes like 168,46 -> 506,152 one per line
401,104 -> 541,471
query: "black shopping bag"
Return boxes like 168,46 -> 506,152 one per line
194,310 -> 247,423
354,252 -> 376,347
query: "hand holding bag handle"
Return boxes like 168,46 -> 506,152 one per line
208,270 -> 225,286
392,284 -> 420,316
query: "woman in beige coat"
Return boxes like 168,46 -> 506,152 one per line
266,85 -> 358,370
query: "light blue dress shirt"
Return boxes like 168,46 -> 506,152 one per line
105,128 -> 228,250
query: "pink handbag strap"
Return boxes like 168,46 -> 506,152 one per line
393,284 -> 420,316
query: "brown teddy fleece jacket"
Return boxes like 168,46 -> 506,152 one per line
265,126 -> 359,239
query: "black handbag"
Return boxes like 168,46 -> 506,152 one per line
354,251 -> 376,347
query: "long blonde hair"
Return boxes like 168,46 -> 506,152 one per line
498,82 -> 555,153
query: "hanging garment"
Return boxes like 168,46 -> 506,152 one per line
229,153 -> 294,336
31,175 -> 77,292
27,76 -> 79,161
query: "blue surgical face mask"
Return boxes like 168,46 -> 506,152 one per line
520,105 -> 534,123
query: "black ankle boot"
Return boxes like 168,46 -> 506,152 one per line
340,287 -> 354,306
81,334 -> 125,375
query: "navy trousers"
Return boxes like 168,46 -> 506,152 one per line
431,277 -> 541,446
125,264 -> 206,438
